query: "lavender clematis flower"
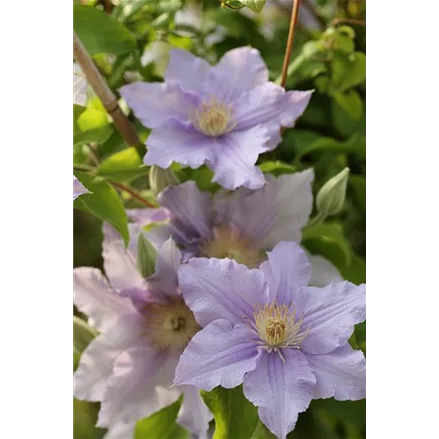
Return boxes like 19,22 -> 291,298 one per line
73,224 -> 212,439
120,47 -> 312,190
174,242 -> 365,439
128,170 -> 341,284
73,175 -> 89,200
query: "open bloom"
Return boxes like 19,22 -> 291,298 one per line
73,224 -> 212,439
120,47 -> 312,190
174,242 -> 366,439
73,175 -> 89,200
130,170 -> 341,285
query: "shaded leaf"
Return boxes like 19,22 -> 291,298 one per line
302,223 -> 352,266
201,385 -> 258,439
97,147 -> 147,182
297,134 -> 366,160
135,399 -> 187,439
239,0 -> 267,13
259,161 -> 296,176
74,5 -> 137,55
74,172 -> 129,246
74,125 -> 114,148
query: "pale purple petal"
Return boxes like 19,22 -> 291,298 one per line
209,47 -> 268,101
260,241 -> 312,304
243,350 -> 316,439
177,386 -> 213,437
73,175 -> 89,200
127,207 -> 171,228
235,85 -> 312,130
234,84 -> 312,149
146,238 -> 182,300
174,320 -> 259,391
73,267 -> 136,332
74,314 -> 144,402
165,48 -> 212,94
305,344 -> 366,401
102,422 -> 135,439
308,254 -> 343,287
214,170 -> 314,248
145,120 -> 216,169
179,257 -> 268,327
119,287 -> 154,312
98,344 -> 180,428
159,181 -> 212,246
209,126 -> 269,190
119,82 -> 198,128
102,223 -> 145,291
298,282 -> 366,355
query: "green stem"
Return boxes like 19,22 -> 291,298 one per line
305,211 -> 327,229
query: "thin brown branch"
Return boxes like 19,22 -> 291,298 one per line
73,33 -> 143,155
74,164 -> 94,173
109,181 -> 157,208
99,0 -> 114,13
280,0 -> 302,89
331,17 -> 366,27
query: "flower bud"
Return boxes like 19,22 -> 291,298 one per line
316,167 -> 350,217
137,233 -> 157,278
149,165 -> 180,196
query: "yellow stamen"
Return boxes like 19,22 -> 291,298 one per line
192,97 -> 236,137
251,302 -> 308,357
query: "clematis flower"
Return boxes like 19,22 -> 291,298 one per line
174,241 -> 366,439
120,47 -> 312,190
73,224 -> 212,439
129,170 -> 341,285
73,175 -> 89,200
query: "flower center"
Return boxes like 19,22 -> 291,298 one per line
200,226 -> 263,268
249,302 -> 308,360
141,297 -> 200,351
192,97 -> 236,137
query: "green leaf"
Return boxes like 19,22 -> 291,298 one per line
201,385 -> 258,439
74,172 -> 129,246
74,316 -> 98,355
259,161 -> 296,176
332,100 -> 366,137
74,5 -> 137,55
239,0 -> 267,13
136,234 -> 157,278
96,147 -> 147,182
302,223 -> 352,266
333,90 -> 363,121
135,399 -> 187,439
331,52 -> 366,92
74,125 -> 114,148
350,175 -> 366,212
338,252 -> 366,284
74,398 -> 106,439
312,398 -> 366,426
74,104 -> 86,134
77,107 -> 109,132
296,134 -> 366,160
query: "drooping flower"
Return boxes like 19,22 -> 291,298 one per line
129,170 -> 341,285
174,242 -> 366,439
73,224 -> 212,439
73,175 -> 89,200
120,47 -> 312,190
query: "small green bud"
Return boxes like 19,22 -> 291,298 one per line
316,167 -> 350,217
137,233 -> 158,278
149,165 -> 180,196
